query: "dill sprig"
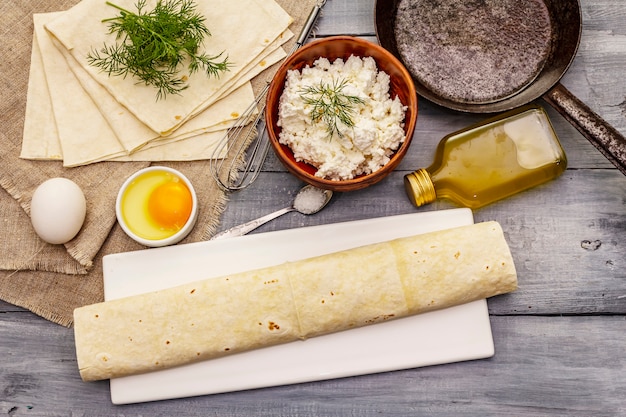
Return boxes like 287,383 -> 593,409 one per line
87,0 -> 231,100
299,78 -> 365,139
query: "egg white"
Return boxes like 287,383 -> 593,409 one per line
119,170 -> 186,240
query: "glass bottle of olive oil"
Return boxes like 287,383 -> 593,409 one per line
404,105 -> 567,209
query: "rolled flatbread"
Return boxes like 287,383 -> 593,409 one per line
73,221 -> 517,381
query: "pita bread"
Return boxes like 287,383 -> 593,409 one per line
45,0 -> 292,135
35,13 -> 127,166
54,29 -> 291,153
21,13 -> 290,166
110,130 -> 226,162
21,28 -> 62,161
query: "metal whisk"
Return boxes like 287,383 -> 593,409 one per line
209,1 -> 327,192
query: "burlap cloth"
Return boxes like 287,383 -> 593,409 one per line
0,0 -> 320,326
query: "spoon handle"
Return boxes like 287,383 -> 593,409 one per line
210,207 -> 295,240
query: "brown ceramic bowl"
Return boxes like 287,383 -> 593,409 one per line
265,36 -> 418,192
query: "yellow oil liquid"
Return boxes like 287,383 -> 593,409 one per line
408,106 -> 567,209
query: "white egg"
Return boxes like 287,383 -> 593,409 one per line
30,178 -> 87,244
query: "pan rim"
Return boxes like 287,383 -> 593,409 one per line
374,0 -> 582,113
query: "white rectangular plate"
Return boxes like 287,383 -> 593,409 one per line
103,208 -> 494,405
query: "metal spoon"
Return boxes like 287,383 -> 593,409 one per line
210,185 -> 333,240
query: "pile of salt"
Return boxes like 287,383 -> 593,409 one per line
293,186 -> 329,214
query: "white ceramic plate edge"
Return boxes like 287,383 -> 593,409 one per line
103,208 -> 495,404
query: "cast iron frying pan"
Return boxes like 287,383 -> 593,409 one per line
375,0 -> 626,175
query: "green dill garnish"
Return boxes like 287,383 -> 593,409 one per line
299,78 -> 365,138
87,0 -> 231,100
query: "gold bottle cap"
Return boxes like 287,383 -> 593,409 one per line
404,169 -> 436,207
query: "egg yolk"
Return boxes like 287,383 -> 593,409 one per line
147,182 -> 193,230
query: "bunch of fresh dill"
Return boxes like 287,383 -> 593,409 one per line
87,0 -> 230,100
299,78 -> 365,139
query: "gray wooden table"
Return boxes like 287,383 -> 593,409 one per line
2,0 -> 625,415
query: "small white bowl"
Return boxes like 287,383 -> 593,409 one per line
116,166 -> 198,247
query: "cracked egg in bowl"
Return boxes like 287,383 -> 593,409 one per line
116,166 -> 198,247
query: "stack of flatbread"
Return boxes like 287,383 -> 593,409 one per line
20,0 -> 294,167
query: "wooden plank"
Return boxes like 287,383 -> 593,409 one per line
0,314 -> 623,416
0,0 -> 624,416
0,300 -> 25,312
478,169 -> 626,315
316,0 -> 376,36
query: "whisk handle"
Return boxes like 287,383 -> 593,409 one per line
295,1 -> 326,47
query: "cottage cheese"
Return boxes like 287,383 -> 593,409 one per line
277,55 -> 407,181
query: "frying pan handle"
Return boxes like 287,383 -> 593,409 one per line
543,83 -> 626,176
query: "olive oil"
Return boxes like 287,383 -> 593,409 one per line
405,105 -> 567,209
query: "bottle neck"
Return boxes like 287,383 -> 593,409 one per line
404,168 -> 437,207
